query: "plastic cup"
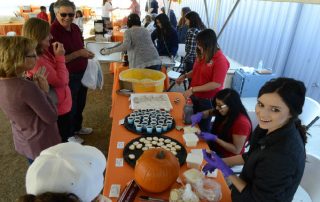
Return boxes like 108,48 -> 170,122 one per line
141,121 -> 148,129
162,124 -> 168,131
136,124 -> 142,132
156,125 -> 162,133
166,120 -> 173,128
134,120 -> 140,127
150,121 -> 157,126
146,125 -> 153,134
158,120 -> 164,125
127,116 -> 134,124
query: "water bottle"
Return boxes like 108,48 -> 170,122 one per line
123,51 -> 129,66
183,98 -> 194,125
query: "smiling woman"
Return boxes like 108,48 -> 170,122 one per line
202,77 -> 308,202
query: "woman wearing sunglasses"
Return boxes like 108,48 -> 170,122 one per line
192,88 -> 252,157
51,0 -> 94,136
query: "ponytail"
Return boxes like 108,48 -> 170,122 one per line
294,119 -> 307,145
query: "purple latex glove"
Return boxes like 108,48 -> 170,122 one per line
191,112 -> 203,127
202,149 -> 234,177
198,132 -> 218,142
202,163 -> 217,175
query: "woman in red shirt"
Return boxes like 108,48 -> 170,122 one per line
176,29 -> 229,132
192,88 -> 252,157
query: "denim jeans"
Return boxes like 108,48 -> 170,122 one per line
69,72 -> 88,133
190,95 -> 213,132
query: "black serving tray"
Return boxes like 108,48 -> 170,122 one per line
123,113 -> 175,136
123,135 -> 187,167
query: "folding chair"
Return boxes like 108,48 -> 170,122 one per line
166,44 -> 188,92
293,154 -> 320,202
299,97 -> 320,131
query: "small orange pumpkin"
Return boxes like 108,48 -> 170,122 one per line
134,148 -> 180,193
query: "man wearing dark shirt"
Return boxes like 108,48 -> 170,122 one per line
51,0 -> 94,137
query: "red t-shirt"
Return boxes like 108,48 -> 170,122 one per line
37,12 -> 49,22
50,20 -> 87,73
190,50 -> 229,99
215,113 -> 251,157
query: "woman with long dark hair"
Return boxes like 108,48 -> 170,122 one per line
192,89 -> 252,157
151,13 -> 178,57
184,11 -> 206,73
177,7 -> 191,43
202,77 -> 307,202
176,29 -> 229,132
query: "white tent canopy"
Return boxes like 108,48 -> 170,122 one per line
262,0 -> 320,3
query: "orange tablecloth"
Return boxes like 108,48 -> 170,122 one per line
21,12 -> 51,23
0,22 -> 24,35
112,30 -> 124,42
103,92 -> 232,201
110,62 -> 129,117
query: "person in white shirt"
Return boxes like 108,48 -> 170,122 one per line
144,14 -> 156,34
73,10 -> 83,32
102,0 -> 118,30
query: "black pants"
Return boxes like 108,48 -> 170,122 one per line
57,112 -> 73,142
184,61 -> 194,88
69,72 -> 88,133
190,95 -> 213,132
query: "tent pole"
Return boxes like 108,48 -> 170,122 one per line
214,0 -> 221,32
204,0 -> 210,28
168,0 -> 172,16
217,0 -> 240,39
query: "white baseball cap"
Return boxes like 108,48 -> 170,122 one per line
26,142 -> 106,202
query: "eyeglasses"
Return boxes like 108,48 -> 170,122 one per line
60,13 -> 75,17
216,104 -> 227,110
25,54 -> 37,58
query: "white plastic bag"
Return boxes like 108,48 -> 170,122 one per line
81,59 -> 103,90
182,184 -> 199,202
